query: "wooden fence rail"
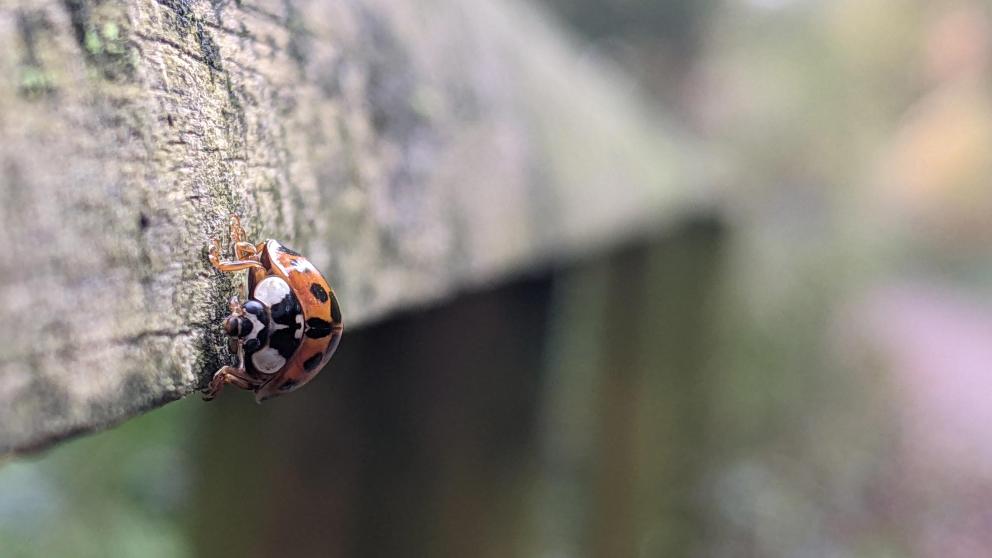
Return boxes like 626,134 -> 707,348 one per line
0,0 -> 710,455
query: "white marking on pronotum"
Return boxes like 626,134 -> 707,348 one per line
252,347 -> 286,374
254,276 -> 291,306
243,311 -> 266,342
294,314 -> 304,339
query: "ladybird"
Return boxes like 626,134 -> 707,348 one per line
203,215 -> 343,402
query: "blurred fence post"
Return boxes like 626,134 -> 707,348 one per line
536,218 -> 725,557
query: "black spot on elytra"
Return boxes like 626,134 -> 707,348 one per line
243,338 -> 260,352
277,245 -> 302,257
305,318 -> 333,339
309,283 -> 328,303
330,293 -> 342,324
303,352 -> 322,372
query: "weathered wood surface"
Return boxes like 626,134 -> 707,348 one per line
0,0 -> 705,454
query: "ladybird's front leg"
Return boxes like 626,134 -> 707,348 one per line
203,366 -> 263,401
233,241 -> 258,261
208,239 -> 265,273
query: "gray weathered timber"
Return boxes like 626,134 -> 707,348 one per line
0,0 -> 706,454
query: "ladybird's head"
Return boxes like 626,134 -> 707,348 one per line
223,315 -> 253,338
222,299 -> 268,355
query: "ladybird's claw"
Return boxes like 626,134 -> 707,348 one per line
208,238 -> 222,267
203,366 -> 258,401
202,373 -> 223,401
230,214 -> 247,244
203,369 -> 227,400
233,241 -> 258,261
208,216 -> 264,273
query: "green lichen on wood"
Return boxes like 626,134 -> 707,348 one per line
62,0 -> 135,81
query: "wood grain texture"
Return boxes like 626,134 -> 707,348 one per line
0,0 -> 707,454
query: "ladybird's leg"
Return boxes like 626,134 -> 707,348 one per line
209,239 -> 265,272
233,241 -> 258,261
210,258 -> 264,273
203,366 -> 262,401
229,215 -> 248,244
224,216 -> 258,262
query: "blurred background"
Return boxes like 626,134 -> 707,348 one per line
3,0 -> 992,556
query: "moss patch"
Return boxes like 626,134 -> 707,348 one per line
61,0 -> 135,82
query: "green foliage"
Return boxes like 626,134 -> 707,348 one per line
0,400 -> 200,558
